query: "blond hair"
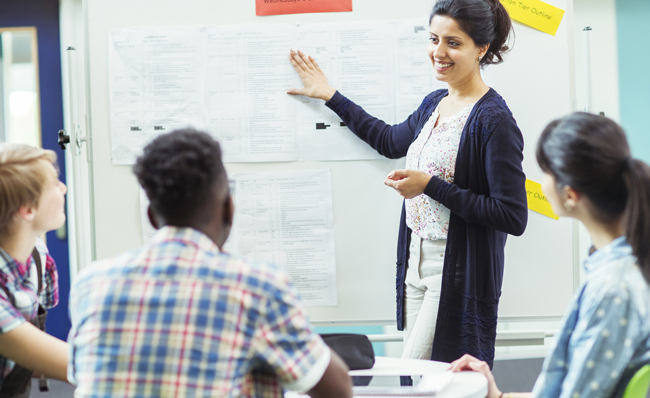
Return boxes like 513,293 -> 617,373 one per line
0,144 -> 57,235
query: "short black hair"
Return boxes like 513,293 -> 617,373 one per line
133,128 -> 227,224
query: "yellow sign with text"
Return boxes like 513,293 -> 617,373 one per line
525,179 -> 559,220
500,0 -> 565,36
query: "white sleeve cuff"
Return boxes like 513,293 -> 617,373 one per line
0,316 -> 26,336
283,345 -> 332,393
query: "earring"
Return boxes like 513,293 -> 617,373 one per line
564,202 -> 573,212
478,55 -> 482,61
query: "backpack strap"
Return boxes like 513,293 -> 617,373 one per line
31,247 -> 43,295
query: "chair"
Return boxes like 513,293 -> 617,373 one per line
622,365 -> 650,398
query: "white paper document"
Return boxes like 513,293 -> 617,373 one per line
230,169 -> 337,307
109,20 -> 447,164
204,25 -> 299,162
393,21 -> 448,122
295,20 -> 447,161
295,22 -> 393,161
110,27 -> 205,165
137,170 -> 337,307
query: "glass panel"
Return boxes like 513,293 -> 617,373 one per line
0,27 -> 40,146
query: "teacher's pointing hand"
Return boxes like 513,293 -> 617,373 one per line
384,170 -> 431,199
287,49 -> 337,102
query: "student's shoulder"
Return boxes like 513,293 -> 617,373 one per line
620,263 -> 650,321
73,249 -> 140,288
584,259 -> 650,317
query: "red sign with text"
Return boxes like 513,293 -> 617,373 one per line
256,0 -> 352,16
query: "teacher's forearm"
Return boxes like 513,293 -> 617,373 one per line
325,91 -> 414,158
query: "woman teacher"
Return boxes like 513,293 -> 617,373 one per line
288,0 -> 527,369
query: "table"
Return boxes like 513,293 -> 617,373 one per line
285,356 -> 487,398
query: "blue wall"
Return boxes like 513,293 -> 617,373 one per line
616,0 -> 650,163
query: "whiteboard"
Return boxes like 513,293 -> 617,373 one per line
83,0 -> 575,325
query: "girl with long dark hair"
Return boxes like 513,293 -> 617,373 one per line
451,112 -> 650,398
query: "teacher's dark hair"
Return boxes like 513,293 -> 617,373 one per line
133,128 -> 228,225
536,112 -> 650,282
430,0 -> 513,67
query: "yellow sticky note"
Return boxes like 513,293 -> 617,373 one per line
500,0 -> 565,36
525,179 -> 559,220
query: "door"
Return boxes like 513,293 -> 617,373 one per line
0,0 -> 71,341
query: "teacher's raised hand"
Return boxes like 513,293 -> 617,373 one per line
287,49 -> 337,102
384,169 -> 431,199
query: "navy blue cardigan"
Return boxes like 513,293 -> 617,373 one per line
325,88 -> 528,367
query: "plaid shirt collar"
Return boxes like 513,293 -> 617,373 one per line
0,246 -> 31,286
584,236 -> 632,274
151,225 -> 221,254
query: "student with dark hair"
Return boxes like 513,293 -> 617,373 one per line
287,0 -> 527,370
67,129 -> 353,398
451,113 -> 650,398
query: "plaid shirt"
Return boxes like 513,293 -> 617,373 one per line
68,226 -> 330,398
0,238 -> 59,384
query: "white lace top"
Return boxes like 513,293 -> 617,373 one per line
405,102 -> 474,240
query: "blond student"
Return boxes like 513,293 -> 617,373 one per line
0,144 -> 69,397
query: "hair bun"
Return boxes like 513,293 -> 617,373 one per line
484,0 -> 514,65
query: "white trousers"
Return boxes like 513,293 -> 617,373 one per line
401,233 -> 446,360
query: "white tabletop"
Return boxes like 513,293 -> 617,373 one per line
349,356 -> 450,376
286,356 -> 487,398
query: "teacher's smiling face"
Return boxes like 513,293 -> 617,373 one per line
428,15 -> 488,87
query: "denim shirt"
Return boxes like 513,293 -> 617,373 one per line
532,237 -> 650,398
